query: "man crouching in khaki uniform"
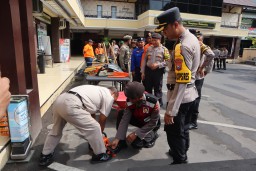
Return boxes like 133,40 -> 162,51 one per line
39,85 -> 119,166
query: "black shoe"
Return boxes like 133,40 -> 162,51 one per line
91,153 -> 112,164
168,149 -> 173,157
144,133 -> 159,148
39,152 -> 54,166
131,137 -> 144,149
171,160 -> 188,165
189,123 -> 198,130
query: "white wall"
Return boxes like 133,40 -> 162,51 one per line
82,0 -> 135,18
221,13 -> 240,27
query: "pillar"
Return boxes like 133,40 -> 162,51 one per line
0,0 -> 41,142
51,17 -> 60,62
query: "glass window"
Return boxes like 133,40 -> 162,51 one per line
201,0 -> 212,6
111,6 -> 117,18
150,0 -> 163,10
177,3 -> 188,13
189,4 -> 199,14
179,0 -> 189,3
189,0 -> 200,5
97,5 -> 102,18
212,0 -> 223,7
200,5 -> 211,15
211,7 -> 222,16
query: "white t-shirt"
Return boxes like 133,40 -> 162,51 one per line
70,85 -> 114,117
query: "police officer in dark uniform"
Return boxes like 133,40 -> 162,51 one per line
111,82 -> 160,151
131,38 -> 145,82
156,7 -> 200,164
141,33 -> 170,106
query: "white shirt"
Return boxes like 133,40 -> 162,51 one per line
70,85 -> 114,117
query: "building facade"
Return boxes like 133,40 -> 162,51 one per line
70,0 -> 249,58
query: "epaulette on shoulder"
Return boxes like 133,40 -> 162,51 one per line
145,93 -> 158,104
201,43 -> 210,53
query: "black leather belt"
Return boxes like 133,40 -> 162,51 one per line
67,91 -> 85,108
167,83 -> 194,91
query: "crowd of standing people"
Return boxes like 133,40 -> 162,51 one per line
38,6 -> 234,167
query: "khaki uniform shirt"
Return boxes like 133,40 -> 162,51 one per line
70,85 -> 114,117
166,29 -> 200,116
141,45 -> 170,73
196,45 -> 215,80
119,44 -> 130,70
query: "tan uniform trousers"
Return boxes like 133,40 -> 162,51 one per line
42,93 -> 106,155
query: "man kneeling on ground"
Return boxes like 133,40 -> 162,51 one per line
39,85 -> 119,166
111,82 -> 160,152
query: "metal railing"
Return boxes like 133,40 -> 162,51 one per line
84,10 -> 136,20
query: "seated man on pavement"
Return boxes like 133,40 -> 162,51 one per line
111,81 -> 160,152
39,85 -> 119,166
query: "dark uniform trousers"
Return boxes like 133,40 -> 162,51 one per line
143,66 -> 164,104
116,110 -> 161,147
213,58 -> 219,70
220,58 -> 226,70
133,67 -> 142,82
164,101 -> 195,162
190,79 -> 204,125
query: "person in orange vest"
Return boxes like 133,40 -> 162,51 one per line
95,43 -> 105,63
83,39 -> 95,67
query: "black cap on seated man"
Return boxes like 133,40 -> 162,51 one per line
155,7 -> 181,33
124,81 -> 145,99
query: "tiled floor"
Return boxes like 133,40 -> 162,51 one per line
0,57 -> 84,169
37,57 -> 85,118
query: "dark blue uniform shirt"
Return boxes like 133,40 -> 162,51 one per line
131,48 -> 144,72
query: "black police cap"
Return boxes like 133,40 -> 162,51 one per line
155,7 -> 181,32
124,82 -> 145,99
137,37 -> 145,42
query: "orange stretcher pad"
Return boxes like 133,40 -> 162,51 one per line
108,72 -> 129,78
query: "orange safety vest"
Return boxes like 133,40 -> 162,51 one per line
83,44 -> 95,58
95,47 -> 104,55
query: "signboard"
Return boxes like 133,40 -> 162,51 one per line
7,97 -> 29,143
59,39 -> 70,63
248,28 -> 256,35
182,20 -> 216,29
154,18 -> 216,29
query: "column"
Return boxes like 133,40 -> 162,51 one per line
51,17 -> 60,62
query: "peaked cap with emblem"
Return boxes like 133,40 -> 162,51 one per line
155,7 -> 181,32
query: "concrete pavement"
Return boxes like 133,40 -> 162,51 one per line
3,63 -> 256,171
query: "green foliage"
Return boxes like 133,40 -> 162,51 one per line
246,37 -> 256,48
103,37 -> 111,47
